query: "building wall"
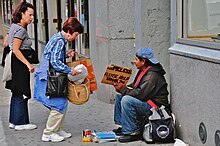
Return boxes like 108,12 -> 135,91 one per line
0,1 -> 3,38
169,0 -> 220,145
169,44 -> 220,146
92,0 -> 136,103
141,0 -> 171,96
92,0 -> 171,103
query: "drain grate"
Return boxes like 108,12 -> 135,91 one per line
215,130 -> 220,146
199,122 -> 207,144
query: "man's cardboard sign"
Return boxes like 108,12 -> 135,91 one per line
101,64 -> 132,85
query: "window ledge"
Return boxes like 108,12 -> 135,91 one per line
169,43 -> 220,64
177,38 -> 220,51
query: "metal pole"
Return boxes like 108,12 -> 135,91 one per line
32,0 -> 38,56
69,0 -> 75,17
57,0 -> 62,32
68,0 -> 75,50
43,0 -> 49,42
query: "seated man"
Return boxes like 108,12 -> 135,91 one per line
113,48 -> 170,143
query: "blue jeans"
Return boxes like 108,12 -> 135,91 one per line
9,94 -> 30,125
114,94 -> 151,135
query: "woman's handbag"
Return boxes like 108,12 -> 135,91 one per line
45,45 -> 67,97
45,66 -> 68,97
67,77 -> 90,105
67,53 -> 97,91
21,48 -> 39,64
2,50 -> 12,82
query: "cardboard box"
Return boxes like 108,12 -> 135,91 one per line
101,64 -> 132,85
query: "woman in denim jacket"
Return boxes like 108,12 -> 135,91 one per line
34,17 -> 83,142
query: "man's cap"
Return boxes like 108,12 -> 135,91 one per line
136,48 -> 159,64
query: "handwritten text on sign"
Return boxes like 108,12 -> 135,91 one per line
101,64 -> 132,85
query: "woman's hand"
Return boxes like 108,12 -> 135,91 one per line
27,63 -> 35,73
71,68 -> 79,76
68,49 -> 77,57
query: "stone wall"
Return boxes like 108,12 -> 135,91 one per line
93,0 -> 171,103
170,43 -> 220,146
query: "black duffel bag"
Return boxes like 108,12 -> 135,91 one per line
143,105 -> 175,144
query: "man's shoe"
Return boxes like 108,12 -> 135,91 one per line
9,123 -> 15,129
113,127 -> 123,135
15,124 -> 37,130
118,134 -> 141,143
42,133 -> 64,142
57,130 -> 72,139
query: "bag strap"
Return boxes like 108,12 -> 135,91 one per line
68,52 -> 80,63
63,45 -> 66,64
72,82 -> 89,99
148,99 -> 166,119
147,99 -> 158,109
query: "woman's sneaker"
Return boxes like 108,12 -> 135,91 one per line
57,130 -> 72,139
42,133 -> 64,142
14,124 -> 37,130
9,123 -> 15,129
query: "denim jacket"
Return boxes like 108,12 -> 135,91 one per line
33,55 -> 68,114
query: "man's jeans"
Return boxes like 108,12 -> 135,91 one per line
114,94 -> 151,135
9,94 -> 30,125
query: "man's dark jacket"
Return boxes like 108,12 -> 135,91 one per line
116,65 -> 169,107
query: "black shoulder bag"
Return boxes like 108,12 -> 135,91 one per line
21,48 -> 39,64
45,45 -> 68,97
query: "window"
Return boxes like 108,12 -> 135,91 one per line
66,0 -> 90,57
2,0 -> 14,25
36,0 -> 46,43
178,0 -> 220,46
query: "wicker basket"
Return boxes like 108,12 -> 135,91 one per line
67,78 -> 90,105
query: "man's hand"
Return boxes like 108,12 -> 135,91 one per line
113,83 -> 124,90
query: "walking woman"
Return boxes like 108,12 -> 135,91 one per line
34,17 -> 83,142
6,2 -> 37,130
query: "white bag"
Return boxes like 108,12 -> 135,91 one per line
68,64 -> 88,84
2,51 -> 12,82
174,138 -> 188,146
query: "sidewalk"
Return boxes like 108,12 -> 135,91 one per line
0,39 -> 173,146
